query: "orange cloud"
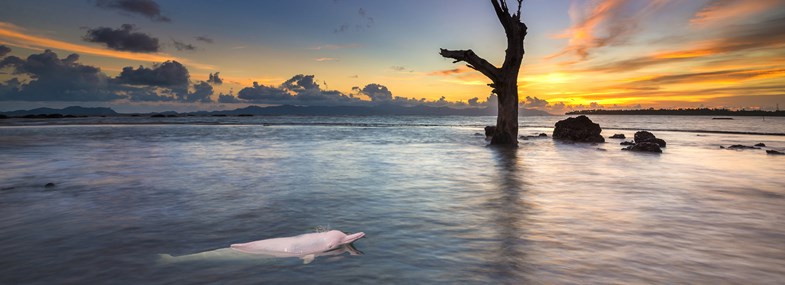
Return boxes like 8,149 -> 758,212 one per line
0,21 -> 215,70
428,66 -> 472,76
690,0 -> 785,27
547,0 -> 669,61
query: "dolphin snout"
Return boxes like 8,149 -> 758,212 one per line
343,232 -> 365,244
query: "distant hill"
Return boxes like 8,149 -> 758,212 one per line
186,104 -> 554,117
567,108 -> 785,116
1,106 -> 118,116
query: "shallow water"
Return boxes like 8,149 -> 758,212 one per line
1,115 -> 784,284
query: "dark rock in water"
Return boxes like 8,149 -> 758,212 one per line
474,133 -> 484,137
755,143 -> 766,147
726,145 -> 760,150
44,182 -> 56,188
484,126 -> 496,137
634,131 -> 656,143
151,114 -> 166,118
620,141 -> 635,146
767,150 -> 785,155
633,131 -> 666,147
552,115 -> 605,143
609,134 -> 626,139
596,148 -> 607,151
521,133 -> 548,139
622,142 -> 662,153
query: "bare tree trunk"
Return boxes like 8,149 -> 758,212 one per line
440,0 -> 527,146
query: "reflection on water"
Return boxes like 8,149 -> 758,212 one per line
0,117 -> 784,284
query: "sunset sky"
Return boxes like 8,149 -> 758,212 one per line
1,0 -> 784,113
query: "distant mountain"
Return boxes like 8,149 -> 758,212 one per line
2,106 -> 118,116
186,104 -> 554,117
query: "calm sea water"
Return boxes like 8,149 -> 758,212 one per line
1,115 -> 784,284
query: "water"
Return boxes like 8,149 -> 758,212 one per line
1,115 -> 784,284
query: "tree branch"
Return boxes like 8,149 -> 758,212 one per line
439,48 -> 500,82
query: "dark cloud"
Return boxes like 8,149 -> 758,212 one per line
95,0 -> 171,22
237,82 -> 290,101
523,96 -> 549,108
115,60 -> 189,88
207,72 -> 223,85
357,84 -> 392,102
335,7 -> 374,33
218,93 -> 241,103
184,81 -> 213,103
172,39 -> 196,51
0,49 -> 217,103
195,36 -> 214,44
0,45 -> 10,57
0,50 -> 121,101
84,24 -> 160,53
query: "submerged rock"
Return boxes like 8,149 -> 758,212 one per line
767,150 -> 785,155
622,142 -> 662,153
755,143 -> 766,147
726,145 -> 760,150
552,115 -> 605,143
44,182 -> 56,188
609,134 -> 626,139
620,141 -> 635,146
538,133 -> 548,137
484,126 -> 496,137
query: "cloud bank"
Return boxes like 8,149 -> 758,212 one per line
95,0 -> 171,22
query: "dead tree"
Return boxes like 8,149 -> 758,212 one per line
440,0 -> 527,145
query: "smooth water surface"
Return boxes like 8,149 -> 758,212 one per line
1,115 -> 784,284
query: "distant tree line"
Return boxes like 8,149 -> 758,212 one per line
566,108 -> 785,116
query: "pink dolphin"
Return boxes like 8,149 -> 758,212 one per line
230,230 -> 365,264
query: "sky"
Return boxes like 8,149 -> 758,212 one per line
1,0 -> 784,114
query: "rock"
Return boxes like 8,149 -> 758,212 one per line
44,182 -> 56,188
609,134 -> 626,139
633,131 -> 666,147
634,131 -> 656,143
622,142 -> 662,153
726,145 -> 760,150
484,126 -> 496,137
620,141 -> 635,146
767,150 -> 785,155
596,148 -> 607,151
538,133 -> 548,137
552,115 -> 605,143
474,133 -> 484,136
755,143 -> 766,147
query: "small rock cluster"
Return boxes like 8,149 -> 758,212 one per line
621,131 -> 667,153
